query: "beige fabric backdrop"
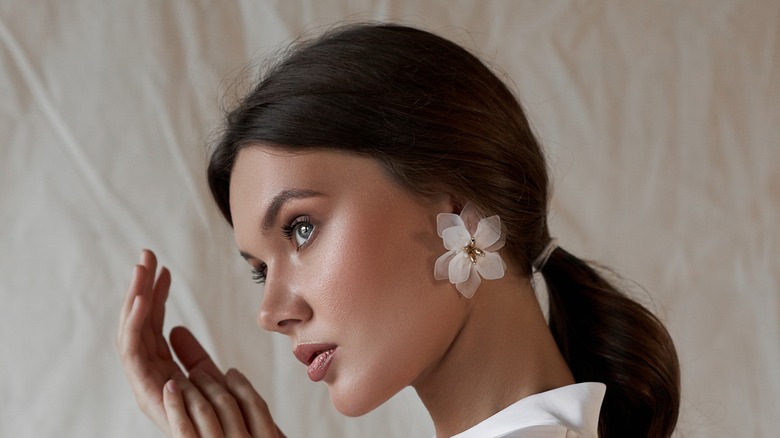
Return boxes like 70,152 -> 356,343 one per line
1,1 -> 777,437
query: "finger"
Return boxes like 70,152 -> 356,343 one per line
170,326 -> 226,385
140,251 -> 162,355
226,368 -> 282,437
140,249 -> 158,293
151,266 -> 173,359
190,369 -> 249,437
120,250 -> 152,318
118,279 -> 152,358
151,266 -> 171,335
118,262 -> 147,344
163,379 -> 198,438
174,374 -> 224,437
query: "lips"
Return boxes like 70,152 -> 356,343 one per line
294,343 -> 338,382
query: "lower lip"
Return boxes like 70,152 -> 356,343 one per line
307,348 -> 336,382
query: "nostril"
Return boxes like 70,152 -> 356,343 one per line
258,308 -> 299,333
277,318 -> 303,329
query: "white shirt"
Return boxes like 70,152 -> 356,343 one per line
450,382 -> 606,438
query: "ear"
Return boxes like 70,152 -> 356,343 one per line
422,192 -> 464,216
445,193 -> 466,215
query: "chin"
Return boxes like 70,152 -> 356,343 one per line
328,384 -> 394,417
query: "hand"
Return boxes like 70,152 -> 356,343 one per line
117,249 -> 285,437
163,367 -> 286,437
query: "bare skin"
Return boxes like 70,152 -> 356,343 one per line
117,250 -> 284,437
411,268 -> 575,437
117,148 -> 574,437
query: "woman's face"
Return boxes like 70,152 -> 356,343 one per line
229,146 -> 469,416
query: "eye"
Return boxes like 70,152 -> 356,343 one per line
281,216 -> 315,250
251,263 -> 267,284
293,222 -> 314,247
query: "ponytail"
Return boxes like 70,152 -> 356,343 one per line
541,246 -> 680,438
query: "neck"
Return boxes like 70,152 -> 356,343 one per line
412,274 -> 575,438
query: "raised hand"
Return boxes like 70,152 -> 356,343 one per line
117,249 -> 181,434
117,249 -> 285,437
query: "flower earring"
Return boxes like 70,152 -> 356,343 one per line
434,202 -> 506,298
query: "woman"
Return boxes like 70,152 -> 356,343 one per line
118,23 -> 680,437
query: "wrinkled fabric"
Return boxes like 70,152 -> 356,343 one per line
0,1 -> 777,437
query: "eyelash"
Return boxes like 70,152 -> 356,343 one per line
251,263 -> 267,284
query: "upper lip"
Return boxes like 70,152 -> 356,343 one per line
293,343 -> 337,366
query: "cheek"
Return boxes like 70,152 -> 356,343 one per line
295,215 -> 381,320
322,210 -> 448,332
306,208 -> 464,414
300,200 -> 459,338
300,213 -> 414,323
345,215 -> 430,293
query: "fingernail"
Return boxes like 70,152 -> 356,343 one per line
165,380 -> 177,394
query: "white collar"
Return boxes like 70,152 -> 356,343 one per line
450,382 -> 606,438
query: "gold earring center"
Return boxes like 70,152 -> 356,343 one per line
463,237 -> 485,264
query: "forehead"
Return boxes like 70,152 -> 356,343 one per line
230,146 -> 384,195
228,146 -> 391,228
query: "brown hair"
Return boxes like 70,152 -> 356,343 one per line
207,23 -> 680,437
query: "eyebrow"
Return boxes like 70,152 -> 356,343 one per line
260,188 -> 324,230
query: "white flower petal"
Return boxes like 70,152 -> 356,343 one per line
459,202 -> 482,235
474,215 -> 503,249
441,226 -> 472,250
456,267 -> 481,298
434,201 -> 509,299
434,251 -> 456,280
437,213 -> 464,237
484,234 -> 506,252
476,251 -> 505,280
448,252 -> 472,284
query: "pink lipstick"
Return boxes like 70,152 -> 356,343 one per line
294,344 -> 337,382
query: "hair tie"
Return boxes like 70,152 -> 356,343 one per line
532,238 -> 558,272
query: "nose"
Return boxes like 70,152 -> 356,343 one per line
257,271 -> 312,334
